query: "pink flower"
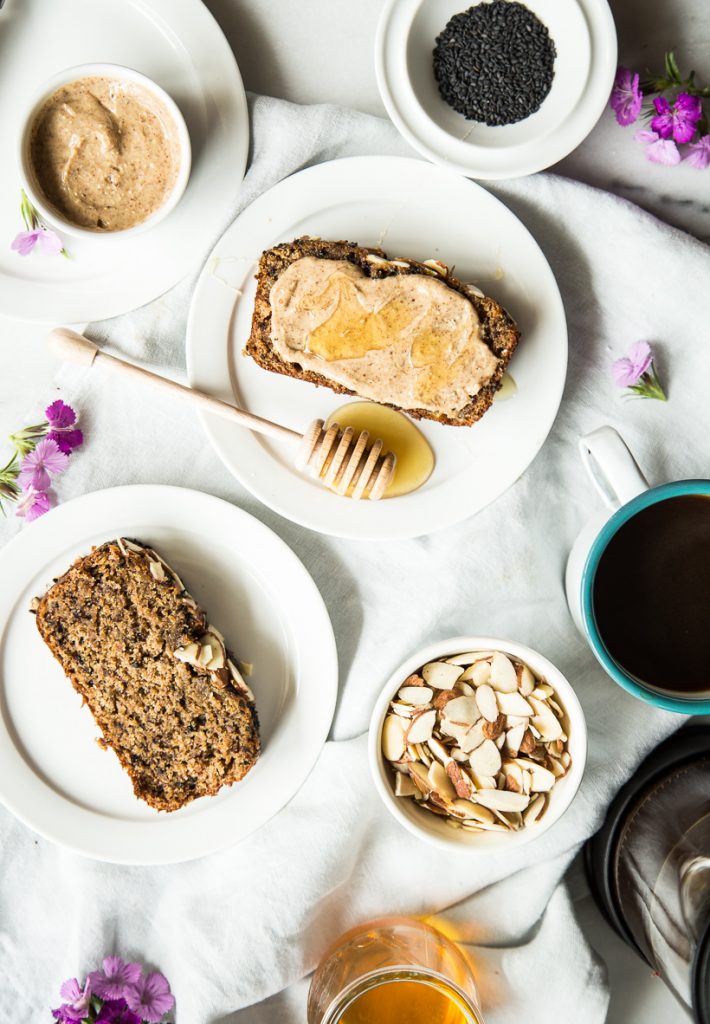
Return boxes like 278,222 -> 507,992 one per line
17,438 -> 68,492
651,93 -> 702,144
51,978 -> 93,1021
89,957 -> 142,1001
125,971 -> 175,1022
613,341 -> 653,387
610,67 -> 643,126
15,487 -> 51,522
685,134 -> 710,169
634,129 -> 681,165
11,227 -> 64,257
46,400 -> 83,454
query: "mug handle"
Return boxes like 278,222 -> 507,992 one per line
578,426 -> 649,509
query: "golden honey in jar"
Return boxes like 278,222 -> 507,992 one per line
307,917 -> 483,1024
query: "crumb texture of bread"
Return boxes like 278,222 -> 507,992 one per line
246,237 -> 521,427
35,540 -> 260,812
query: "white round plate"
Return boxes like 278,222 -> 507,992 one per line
0,486 -> 337,864
0,0 -> 248,323
186,155 -> 567,540
375,0 -> 617,180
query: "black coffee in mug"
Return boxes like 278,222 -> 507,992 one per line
592,494 -> 710,694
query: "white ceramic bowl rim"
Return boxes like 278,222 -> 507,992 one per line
18,61 -> 192,239
368,635 -> 588,853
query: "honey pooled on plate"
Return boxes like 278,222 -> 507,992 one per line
326,401 -> 434,498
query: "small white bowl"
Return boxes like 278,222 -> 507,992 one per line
375,0 -> 617,180
18,63 -> 191,239
369,636 -> 587,852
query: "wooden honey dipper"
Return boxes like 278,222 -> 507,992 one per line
47,328 -> 396,500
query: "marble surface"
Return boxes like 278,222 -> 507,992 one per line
207,0 -> 710,242
1,1 -> 706,1021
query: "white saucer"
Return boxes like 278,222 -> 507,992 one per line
186,155 -> 567,540
0,486 -> 337,864
375,0 -> 617,180
0,0 -> 248,323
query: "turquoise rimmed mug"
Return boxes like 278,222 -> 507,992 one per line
565,426 -> 710,714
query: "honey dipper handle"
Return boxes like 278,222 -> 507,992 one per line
47,328 -> 302,444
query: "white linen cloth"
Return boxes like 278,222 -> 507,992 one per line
1,93 -> 707,1023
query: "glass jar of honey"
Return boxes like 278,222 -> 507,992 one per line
307,916 -> 484,1024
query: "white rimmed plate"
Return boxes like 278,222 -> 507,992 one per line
0,485 -> 337,864
0,0 -> 248,322
186,155 -> 567,540
375,0 -> 617,180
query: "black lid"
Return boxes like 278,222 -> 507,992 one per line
693,914 -> 710,1024
585,724 -> 710,970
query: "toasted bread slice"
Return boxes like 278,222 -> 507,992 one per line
34,539 -> 260,812
245,237 -> 520,427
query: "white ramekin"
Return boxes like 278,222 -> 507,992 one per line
18,62 -> 191,240
369,635 -> 587,853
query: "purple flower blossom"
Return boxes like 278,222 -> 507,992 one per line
96,998 -> 142,1024
51,1006 -> 85,1023
613,341 -> 653,387
651,93 -> 702,144
610,67 -> 643,126
634,129 -> 681,166
45,400 -> 83,454
125,972 -> 175,1022
17,438 -> 68,492
11,227 -> 64,257
51,978 -> 93,1021
15,486 -> 51,521
612,341 -> 666,401
89,957 -> 142,1001
685,134 -> 710,169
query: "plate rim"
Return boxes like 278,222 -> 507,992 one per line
374,0 -> 618,180
0,483 -> 338,864
0,0 -> 249,323
186,153 -> 568,540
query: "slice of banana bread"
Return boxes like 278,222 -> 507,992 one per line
245,237 -> 520,427
34,539 -> 260,812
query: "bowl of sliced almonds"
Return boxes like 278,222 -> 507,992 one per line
369,636 -> 587,851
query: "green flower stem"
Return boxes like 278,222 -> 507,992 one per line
627,365 -> 667,402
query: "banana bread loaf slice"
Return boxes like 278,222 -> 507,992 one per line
245,237 -> 520,427
34,539 -> 260,812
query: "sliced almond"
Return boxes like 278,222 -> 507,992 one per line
406,709 -> 437,744
439,718 -> 471,742
390,701 -> 415,718
446,651 -> 494,666
520,729 -> 536,755
482,712 -> 506,740
505,724 -> 526,755
442,696 -> 480,726
402,673 -> 425,687
446,761 -> 473,798
561,752 -> 571,769
407,761 -> 432,796
529,763 -> 556,792
523,793 -> 547,825
532,683 -> 554,699
458,681 -> 475,697
475,684 -> 499,722
489,652 -> 518,693
451,747 -> 469,763
450,800 -> 496,824
461,660 -> 492,686
398,686 -> 434,705
433,689 -> 458,710
382,715 -> 407,761
428,760 -> 456,801
505,774 -> 521,793
422,662 -> 462,689
517,664 -> 536,696
149,560 -> 166,581
394,774 -> 417,797
468,770 -> 498,790
496,691 -> 533,716
473,789 -> 530,812
427,736 -> 452,766
502,762 -> 524,791
548,758 -> 566,778
460,719 -> 487,753
469,739 -> 502,777
530,697 -> 563,741
174,642 -> 199,664
548,698 -> 565,719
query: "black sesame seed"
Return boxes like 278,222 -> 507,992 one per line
432,0 -> 557,127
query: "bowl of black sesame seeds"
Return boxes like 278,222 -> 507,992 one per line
375,0 -> 617,179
